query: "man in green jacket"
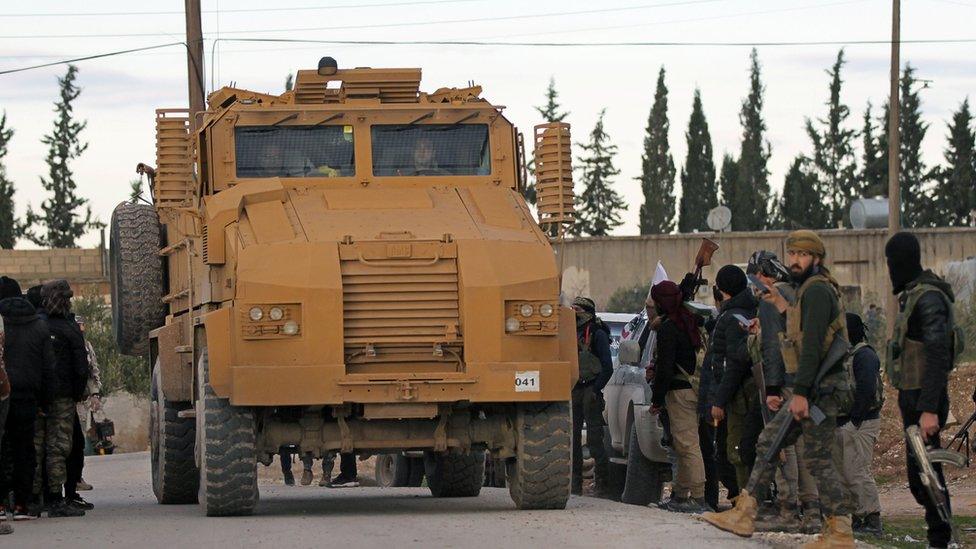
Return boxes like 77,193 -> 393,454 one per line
702,230 -> 855,549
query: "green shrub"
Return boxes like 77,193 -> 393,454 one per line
74,292 -> 150,396
606,283 -> 649,314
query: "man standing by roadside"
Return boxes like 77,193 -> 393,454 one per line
703,230 -> 855,547
570,297 -> 613,497
834,312 -> 883,536
0,314 -> 12,534
885,232 -> 957,548
0,277 -> 54,521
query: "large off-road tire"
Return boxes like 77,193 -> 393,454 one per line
507,402 -> 571,510
375,454 -> 397,487
196,349 -> 259,516
424,451 -> 485,497
110,202 -> 167,356
621,422 -> 667,506
602,426 -> 626,502
392,455 -> 424,487
150,363 -> 198,504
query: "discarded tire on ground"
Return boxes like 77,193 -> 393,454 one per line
424,451 -> 485,497
197,349 -> 258,516
150,363 -> 198,504
507,401 -> 571,510
110,202 -> 167,356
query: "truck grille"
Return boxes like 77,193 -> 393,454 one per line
340,242 -> 463,372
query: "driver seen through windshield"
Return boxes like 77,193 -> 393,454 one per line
371,124 -> 490,176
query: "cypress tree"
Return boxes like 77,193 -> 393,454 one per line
735,48 -> 772,230
860,102 -> 886,197
805,49 -> 858,227
877,65 -> 933,227
525,77 -> 570,205
780,155 -> 829,230
637,67 -> 676,234
678,89 -> 718,233
0,111 -> 17,249
23,65 -> 96,248
573,109 -> 626,237
285,73 -> 294,91
931,99 -> 975,226
718,153 -> 738,229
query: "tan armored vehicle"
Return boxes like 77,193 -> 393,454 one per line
111,57 -> 579,515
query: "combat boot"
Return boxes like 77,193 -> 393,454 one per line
800,501 -> 822,534
854,512 -> 882,536
755,502 -> 801,533
283,470 -> 295,486
700,489 -> 758,537
300,470 -> 313,486
801,515 -> 854,549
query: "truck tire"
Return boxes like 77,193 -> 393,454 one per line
110,202 -> 166,356
424,451 -> 485,497
392,455 -> 424,487
621,422 -> 666,506
602,426 -> 626,501
197,349 -> 259,516
375,454 -> 397,487
150,363 -> 198,504
507,402 -> 571,510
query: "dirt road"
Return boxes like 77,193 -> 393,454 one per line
6,452 -> 763,548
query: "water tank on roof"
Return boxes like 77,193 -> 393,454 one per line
849,197 -> 889,229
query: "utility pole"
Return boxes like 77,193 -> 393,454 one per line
185,0 -> 205,130
886,0 -> 901,333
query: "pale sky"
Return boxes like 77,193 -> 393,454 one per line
0,0 -> 973,247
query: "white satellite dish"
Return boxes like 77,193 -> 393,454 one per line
707,205 -> 732,232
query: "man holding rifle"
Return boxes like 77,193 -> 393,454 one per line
886,232 -> 958,548
702,230 -> 855,548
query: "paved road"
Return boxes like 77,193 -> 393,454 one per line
6,452 -> 764,548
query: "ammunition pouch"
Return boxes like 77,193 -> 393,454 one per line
577,350 -> 602,384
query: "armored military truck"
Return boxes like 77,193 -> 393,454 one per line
111,57 -> 578,515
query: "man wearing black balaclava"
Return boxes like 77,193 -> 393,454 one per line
570,296 -> 612,497
885,231 -> 957,548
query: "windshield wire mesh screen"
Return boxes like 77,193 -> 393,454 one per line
371,124 -> 490,176
235,125 -> 355,178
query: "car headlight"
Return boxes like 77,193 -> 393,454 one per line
269,307 -> 284,321
505,317 -> 521,333
539,304 -> 554,317
519,303 -> 534,318
249,307 -> 264,321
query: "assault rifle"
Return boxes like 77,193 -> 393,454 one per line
906,425 -> 962,545
752,359 -> 770,424
743,335 -> 849,495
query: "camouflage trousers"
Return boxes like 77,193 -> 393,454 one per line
746,397 -> 853,517
33,397 -> 75,496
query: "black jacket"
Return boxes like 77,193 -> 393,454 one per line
0,297 -> 55,406
841,345 -> 881,425
46,312 -> 91,401
651,318 -> 697,408
697,316 -> 718,414
577,319 -> 613,393
709,289 -> 759,409
901,271 -> 955,414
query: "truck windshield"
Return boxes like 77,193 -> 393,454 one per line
235,125 -> 355,178
371,124 -> 490,176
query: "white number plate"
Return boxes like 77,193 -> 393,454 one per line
515,371 -> 540,392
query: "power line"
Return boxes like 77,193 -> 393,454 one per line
0,42 -> 185,75
0,0 -> 728,39
0,0 -> 481,18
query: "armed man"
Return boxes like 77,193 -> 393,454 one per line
885,232 -> 958,548
703,230 -> 855,548
570,297 -> 613,497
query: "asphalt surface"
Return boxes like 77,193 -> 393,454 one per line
5,452 -> 765,548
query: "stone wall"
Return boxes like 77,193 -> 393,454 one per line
0,246 -> 109,296
95,391 -> 150,454
559,227 -> 976,311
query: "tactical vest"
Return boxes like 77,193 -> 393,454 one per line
845,342 -> 885,413
886,283 -> 965,390
578,325 -> 604,383
779,274 -> 847,375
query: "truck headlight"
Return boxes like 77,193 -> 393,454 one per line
249,307 -> 264,321
282,320 -> 300,335
519,303 -> 534,318
504,300 -> 559,335
505,317 -> 521,333
269,306 -> 284,321
539,304 -> 554,317
241,303 -> 302,339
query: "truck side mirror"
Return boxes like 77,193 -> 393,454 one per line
533,122 -> 575,237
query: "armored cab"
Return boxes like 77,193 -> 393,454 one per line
110,58 -> 578,515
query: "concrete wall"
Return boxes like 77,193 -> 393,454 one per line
93,391 -> 150,454
559,227 -> 976,311
0,247 -> 109,296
